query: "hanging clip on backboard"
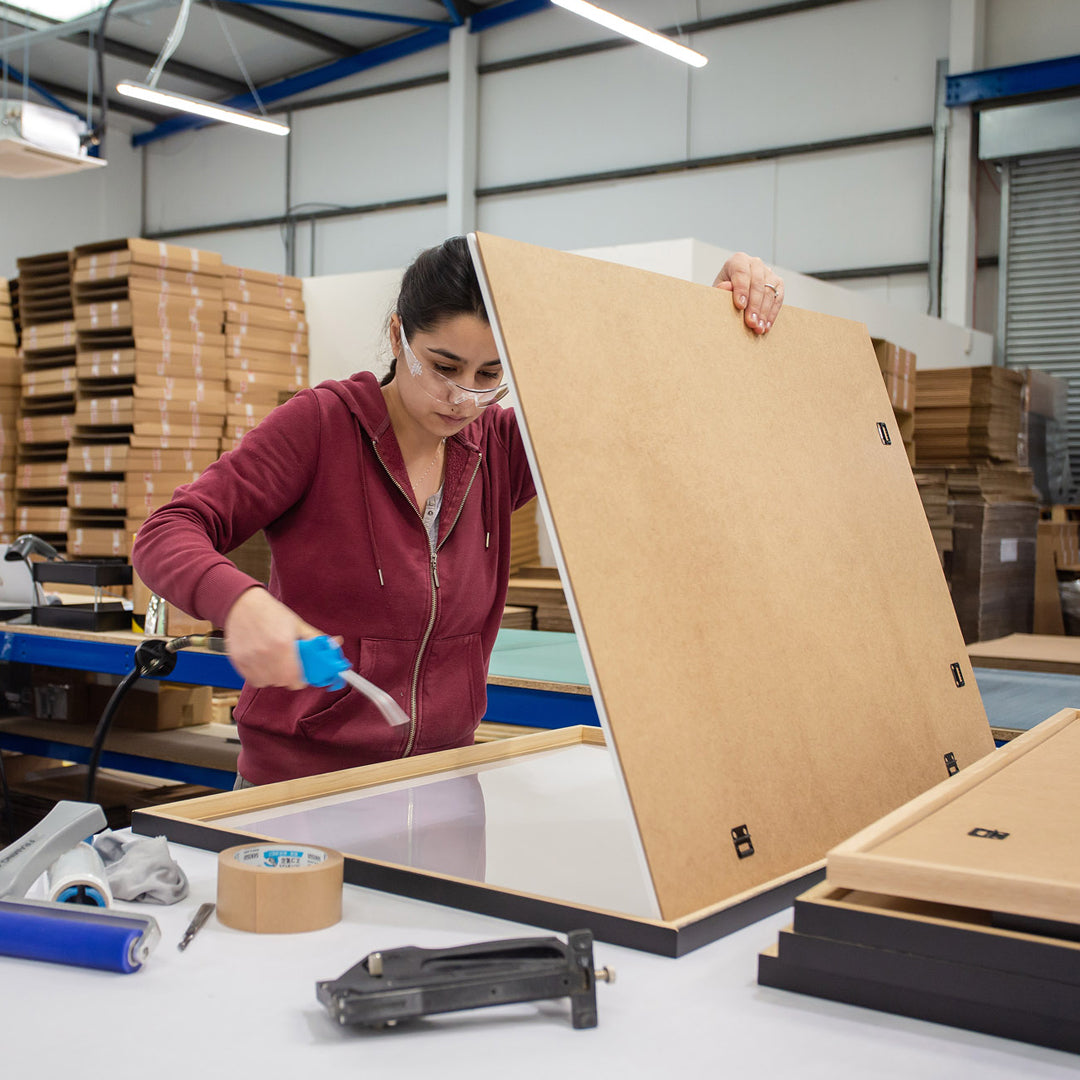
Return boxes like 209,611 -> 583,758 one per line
316,929 -> 612,1030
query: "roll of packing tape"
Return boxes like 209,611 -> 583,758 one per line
216,844 -> 344,934
47,842 -> 113,908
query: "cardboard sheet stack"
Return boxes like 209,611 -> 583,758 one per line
914,366 -> 1024,465
68,239 -> 226,559
15,251 -> 77,554
912,469 -> 952,567
505,566 -> 572,632
947,465 -> 1038,643
0,280 -> 18,542
509,503 -> 540,575
872,339 -> 915,466
221,266 -> 308,451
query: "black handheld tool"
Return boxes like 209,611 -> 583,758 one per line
316,929 -> 613,1030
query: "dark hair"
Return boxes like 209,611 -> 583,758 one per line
381,235 -> 488,386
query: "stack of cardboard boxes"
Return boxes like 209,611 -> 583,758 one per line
221,266 -> 308,452
912,366 -> 1039,643
912,469 -> 952,568
68,239 -> 227,558
872,339 -> 915,466
0,280 -> 17,542
15,252 -> 77,553
914,366 -> 1024,465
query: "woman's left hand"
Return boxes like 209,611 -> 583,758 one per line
713,253 -> 784,335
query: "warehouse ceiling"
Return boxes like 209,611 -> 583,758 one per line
0,0 -> 534,144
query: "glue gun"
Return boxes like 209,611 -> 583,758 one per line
298,636 -> 410,728
0,801 -> 160,972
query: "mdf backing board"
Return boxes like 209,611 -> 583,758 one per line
828,707 -> 1080,922
968,633 -> 1080,675
470,233 -> 994,923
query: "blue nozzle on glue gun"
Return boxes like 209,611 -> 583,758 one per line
297,636 -> 411,728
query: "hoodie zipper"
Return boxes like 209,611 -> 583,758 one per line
372,441 -> 481,758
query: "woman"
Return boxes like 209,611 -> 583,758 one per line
131,239 -> 784,785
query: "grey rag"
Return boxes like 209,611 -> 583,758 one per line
92,830 -> 189,905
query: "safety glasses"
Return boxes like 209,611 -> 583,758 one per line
400,326 -> 509,408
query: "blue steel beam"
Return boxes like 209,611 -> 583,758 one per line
215,0 -> 451,28
0,730 -> 236,788
440,0 -> 465,27
0,628 -> 244,688
0,60 -> 84,120
470,0 -> 547,32
131,0 -> 546,145
947,53 -> 1080,106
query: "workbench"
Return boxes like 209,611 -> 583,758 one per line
3,836 -> 1076,1080
0,625 -> 598,789
1,620 -> 1074,790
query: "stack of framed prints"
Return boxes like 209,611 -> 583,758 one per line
760,707 -> 1080,1052
134,234 -> 995,956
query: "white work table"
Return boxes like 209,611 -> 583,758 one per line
3,839 -> 1077,1080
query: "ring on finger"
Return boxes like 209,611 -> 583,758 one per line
764,282 -> 780,295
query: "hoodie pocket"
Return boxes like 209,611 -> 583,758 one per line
416,632 -> 486,753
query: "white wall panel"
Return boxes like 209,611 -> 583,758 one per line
0,120 -> 142,277
688,0 -> 946,156
842,272 -> 929,315
774,138 -> 934,272
143,123 -> 286,234
282,46 -> 450,110
985,0 -> 1080,68
158,225 -> 286,274
477,161 -> 776,258
478,47 -> 690,188
289,83 -> 448,209
305,203 -> 448,277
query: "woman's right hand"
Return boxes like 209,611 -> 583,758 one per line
224,587 -> 325,689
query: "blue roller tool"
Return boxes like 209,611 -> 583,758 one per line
0,801 -> 160,973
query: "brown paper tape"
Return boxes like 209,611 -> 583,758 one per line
216,843 -> 344,934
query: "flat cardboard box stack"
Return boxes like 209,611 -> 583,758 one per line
68,239 -> 226,558
915,366 -> 1024,465
912,468 -> 952,567
509,501 -> 540,575
872,338 -> 915,466
16,251 -> 77,554
505,565 -> 572,632
221,266 -> 308,451
947,466 -> 1038,643
0,280 -> 18,542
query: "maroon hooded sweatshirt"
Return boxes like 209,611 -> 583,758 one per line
131,371 -> 536,785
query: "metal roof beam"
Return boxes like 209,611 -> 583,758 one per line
65,29 -> 250,94
205,0 -> 354,57
213,0 -> 451,30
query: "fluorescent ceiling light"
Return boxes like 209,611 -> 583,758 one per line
551,0 -> 707,67
116,80 -> 290,136
4,0 -> 104,20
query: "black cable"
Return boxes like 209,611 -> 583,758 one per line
85,0 -> 125,153
84,666 -> 142,803
84,638 -> 179,804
